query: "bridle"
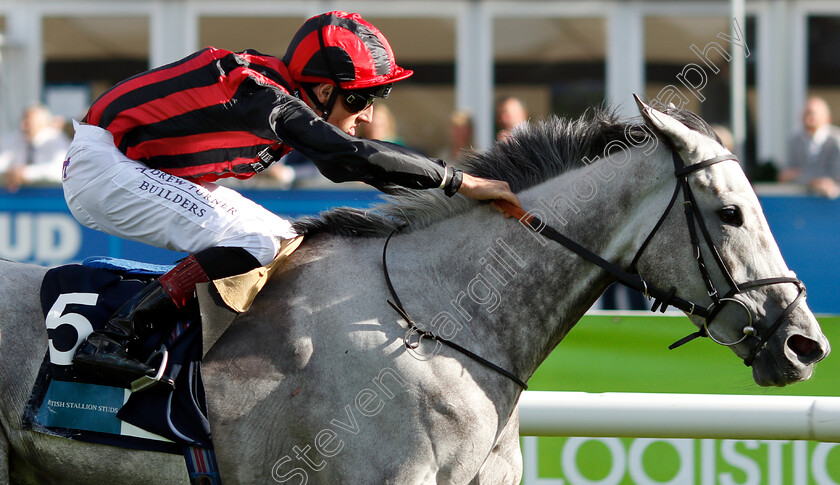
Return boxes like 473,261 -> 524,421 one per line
495,150 -> 805,367
631,150 -> 804,366
381,148 -> 807,391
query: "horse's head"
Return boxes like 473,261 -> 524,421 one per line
632,96 -> 829,386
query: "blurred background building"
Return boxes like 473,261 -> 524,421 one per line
4,0 -> 840,308
0,0 -> 838,177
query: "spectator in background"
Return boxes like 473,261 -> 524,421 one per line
495,95 -> 528,141
778,96 -> 840,199
358,103 -> 405,145
601,283 -> 648,311
711,124 -> 735,152
438,109 -> 474,164
0,103 -> 70,192
262,158 -> 297,189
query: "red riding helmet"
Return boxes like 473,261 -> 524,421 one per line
283,11 -> 413,91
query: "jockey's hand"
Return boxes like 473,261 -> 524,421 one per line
457,173 -> 522,214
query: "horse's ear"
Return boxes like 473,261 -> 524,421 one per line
632,94 -> 694,151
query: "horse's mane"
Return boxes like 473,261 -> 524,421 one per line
292,105 -> 720,238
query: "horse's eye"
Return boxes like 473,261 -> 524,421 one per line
718,207 -> 743,226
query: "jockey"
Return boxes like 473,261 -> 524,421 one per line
62,11 -> 520,387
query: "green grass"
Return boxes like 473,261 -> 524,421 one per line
529,313 -> 840,395
521,314 -> 840,485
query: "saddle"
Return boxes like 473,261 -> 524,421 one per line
23,236 -> 302,453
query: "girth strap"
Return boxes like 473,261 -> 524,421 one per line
183,445 -> 222,485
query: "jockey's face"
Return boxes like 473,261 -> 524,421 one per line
308,83 -> 373,137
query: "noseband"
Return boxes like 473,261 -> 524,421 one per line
495,150 -> 805,367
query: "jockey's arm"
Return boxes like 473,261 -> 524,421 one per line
265,93 -> 457,192
243,89 -> 519,206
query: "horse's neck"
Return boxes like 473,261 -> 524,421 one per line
390,147 -> 669,390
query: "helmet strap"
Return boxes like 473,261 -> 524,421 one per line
302,83 -> 339,120
313,14 -> 343,120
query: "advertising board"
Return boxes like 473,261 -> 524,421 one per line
523,314 -> 840,485
1,188 -> 837,482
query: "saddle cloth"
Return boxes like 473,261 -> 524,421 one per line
22,236 -> 302,453
24,260 -> 206,453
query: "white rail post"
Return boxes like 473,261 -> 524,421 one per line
518,391 -> 840,442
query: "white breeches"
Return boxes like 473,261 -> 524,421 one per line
62,121 -> 298,266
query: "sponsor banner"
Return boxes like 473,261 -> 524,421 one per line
522,437 -> 839,485
0,189 -> 837,310
524,315 -> 840,485
0,187 -> 380,265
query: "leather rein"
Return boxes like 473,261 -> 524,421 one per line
382,230 -> 529,389
382,150 -> 806,390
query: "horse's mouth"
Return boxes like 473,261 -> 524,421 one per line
751,350 -> 808,386
752,358 -> 811,387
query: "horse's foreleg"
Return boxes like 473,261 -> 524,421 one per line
469,408 -> 523,485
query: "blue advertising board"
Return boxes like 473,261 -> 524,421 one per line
0,187 -> 381,266
1,188 -> 838,313
758,195 -> 840,315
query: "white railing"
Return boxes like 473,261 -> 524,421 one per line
518,391 -> 840,442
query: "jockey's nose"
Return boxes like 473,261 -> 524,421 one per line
357,104 -> 374,124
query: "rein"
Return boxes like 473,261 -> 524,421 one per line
493,150 -> 805,368
382,228 -> 529,390
381,149 -> 806,384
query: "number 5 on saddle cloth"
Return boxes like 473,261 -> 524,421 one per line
23,235 -> 302,452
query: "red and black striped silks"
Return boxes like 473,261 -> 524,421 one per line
84,47 -> 294,182
81,15 -> 450,193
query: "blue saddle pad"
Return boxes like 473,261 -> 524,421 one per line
23,260 -> 212,453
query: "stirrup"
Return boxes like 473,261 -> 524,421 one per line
131,347 -> 176,393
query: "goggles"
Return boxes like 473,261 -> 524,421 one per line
341,84 -> 392,113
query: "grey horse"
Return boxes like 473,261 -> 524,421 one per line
1,100 -> 829,484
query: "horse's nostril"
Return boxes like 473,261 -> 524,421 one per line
787,334 -> 822,363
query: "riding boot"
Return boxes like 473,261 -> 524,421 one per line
73,255 -> 210,387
